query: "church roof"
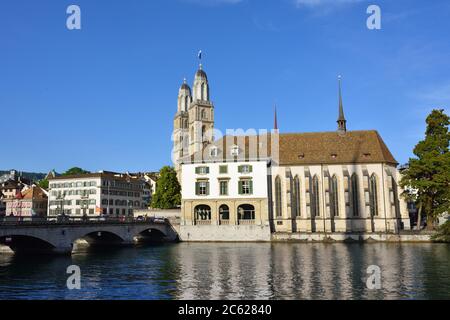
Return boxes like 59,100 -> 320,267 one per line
182,130 -> 397,166
279,130 -> 397,165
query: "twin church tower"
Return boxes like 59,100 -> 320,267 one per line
173,63 -> 214,170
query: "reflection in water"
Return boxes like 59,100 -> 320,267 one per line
0,243 -> 449,300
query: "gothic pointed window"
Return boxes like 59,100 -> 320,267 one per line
311,175 -> 320,217
275,176 -> 282,217
351,174 -> 359,217
292,176 -> 301,217
369,174 -> 379,216
330,175 -> 339,217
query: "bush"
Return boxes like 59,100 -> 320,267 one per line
431,221 -> 450,242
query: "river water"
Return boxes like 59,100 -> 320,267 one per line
0,243 -> 449,300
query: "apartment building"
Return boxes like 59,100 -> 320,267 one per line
48,172 -> 144,217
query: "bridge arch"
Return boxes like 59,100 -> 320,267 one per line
0,234 -> 56,254
70,229 -> 128,248
134,227 -> 167,243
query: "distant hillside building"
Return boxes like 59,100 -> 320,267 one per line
174,65 -> 411,241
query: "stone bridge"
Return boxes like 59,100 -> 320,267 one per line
0,220 -> 179,255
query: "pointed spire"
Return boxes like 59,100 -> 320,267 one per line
274,105 -> 278,131
337,75 -> 347,133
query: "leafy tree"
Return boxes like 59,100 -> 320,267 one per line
151,166 -> 181,209
38,179 -> 49,190
431,221 -> 450,242
62,167 -> 90,176
400,109 -> 450,230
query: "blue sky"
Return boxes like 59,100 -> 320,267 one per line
1,0 -> 449,173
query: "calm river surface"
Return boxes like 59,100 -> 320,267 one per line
0,243 -> 449,300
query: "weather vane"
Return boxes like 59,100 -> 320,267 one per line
198,50 -> 203,68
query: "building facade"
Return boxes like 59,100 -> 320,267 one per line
4,185 -> 48,217
0,179 -> 30,217
174,65 -> 411,241
48,172 -> 144,218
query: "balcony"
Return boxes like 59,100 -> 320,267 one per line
196,220 -> 211,225
220,220 -> 230,225
238,219 -> 255,225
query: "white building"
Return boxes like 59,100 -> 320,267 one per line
48,172 -> 144,218
174,64 -> 411,241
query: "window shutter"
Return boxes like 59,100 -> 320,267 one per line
238,166 -> 242,173
195,167 -> 200,174
206,182 -> 210,195
238,181 -> 243,194
195,182 -> 199,195
249,165 -> 253,173
249,180 -> 253,194
206,167 -> 210,174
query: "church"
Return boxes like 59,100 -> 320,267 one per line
173,62 -> 411,241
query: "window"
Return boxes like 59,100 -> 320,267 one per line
219,205 -> 230,220
238,204 -> 255,220
351,174 -> 359,217
292,176 -> 301,217
369,174 -> 379,216
219,180 -> 228,195
195,166 -> 210,174
210,146 -> 218,157
239,179 -> 253,195
231,145 -> 239,156
275,176 -> 282,217
195,181 -> 209,196
195,205 -> 211,221
219,165 -> 228,174
311,175 -> 320,217
330,175 -> 339,217
238,165 -> 253,174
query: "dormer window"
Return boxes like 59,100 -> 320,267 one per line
363,153 -> 371,158
231,145 -> 240,156
331,153 -> 338,159
298,153 -> 305,159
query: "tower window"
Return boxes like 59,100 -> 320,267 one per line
231,145 -> 239,156
210,146 -> 218,157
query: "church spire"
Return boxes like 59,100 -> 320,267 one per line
337,75 -> 347,133
274,105 -> 278,131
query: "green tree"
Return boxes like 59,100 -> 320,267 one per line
400,109 -> 450,230
38,179 -> 49,190
151,166 -> 181,209
62,167 -> 90,176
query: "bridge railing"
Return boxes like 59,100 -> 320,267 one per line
0,215 -> 169,226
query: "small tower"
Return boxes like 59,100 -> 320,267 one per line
337,75 -> 347,133
173,78 -> 192,171
188,63 -> 214,155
